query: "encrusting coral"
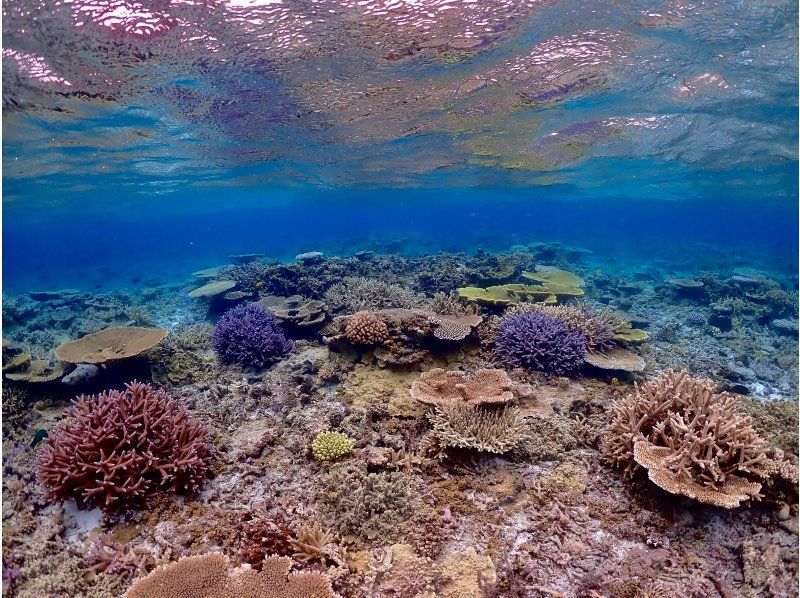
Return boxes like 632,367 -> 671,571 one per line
344,311 -> 389,345
410,368 -> 515,408
311,432 -> 356,462
494,311 -> 586,375
603,369 -> 772,508
37,381 -> 213,511
212,304 -> 295,368
124,553 -> 336,598
427,403 -> 529,454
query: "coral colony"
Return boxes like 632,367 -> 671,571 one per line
1,249 -> 798,597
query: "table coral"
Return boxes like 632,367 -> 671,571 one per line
37,381 -> 213,511
410,368 -> 514,407
603,369 -> 772,508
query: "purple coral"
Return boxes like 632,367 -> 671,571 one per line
494,311 -> 586,375
212,303 -> 295,368
36,382 -> 212,511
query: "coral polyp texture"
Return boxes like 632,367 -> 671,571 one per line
311,432 -> 356,462
344,311 -> 389,345
410,368 -> 515,407
124,553 -> 336,598
493,311 -> 586,375
36,381 -> 213,511
428,404 -> 529,454
212,303 -> 295,368
603,370 -> 772,508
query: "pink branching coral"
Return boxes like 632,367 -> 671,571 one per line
37,381 -> 213,511
603,370 -> 771,508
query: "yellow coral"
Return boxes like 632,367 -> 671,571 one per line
312,432 -> 356,462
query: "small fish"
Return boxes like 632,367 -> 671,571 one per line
131,278 -> 141,284
30,429 -> 48,448
255,281 -> 265,288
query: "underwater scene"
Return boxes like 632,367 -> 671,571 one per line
2,0 -> 799,596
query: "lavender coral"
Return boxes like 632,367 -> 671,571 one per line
493,311 -> 586,375
37,381 -> 213,511
212,303 -> 295,368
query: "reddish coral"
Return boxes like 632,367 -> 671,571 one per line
37,381 -> 213,511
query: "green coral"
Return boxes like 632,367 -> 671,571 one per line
312,432 -> 356,462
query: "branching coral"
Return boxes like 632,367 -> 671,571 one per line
316,463 -> 419,543
493,311 -> 586,375
505,302 -> 619,352
603,370 -> 771,508
212,304 -> 295,368
290,522 -> 345,566
344,311 -> 389,345
124,553 -> 336,598
37,381 -> 213,511
324,277 -> 426,313
430,291 -> 481,317
427,404 -> 529,454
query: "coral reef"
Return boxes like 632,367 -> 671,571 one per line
494,311 -> 586,375
212,304 -> 295,368
124,554 -> 335,598
37,381 -> 213,511
344,311 -> 389,345
311,432 -> 356,462
427,403 -> 529,454
603,370 -> 772,508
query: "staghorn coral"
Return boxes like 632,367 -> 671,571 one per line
494,311 -> 586,375
2,385 -> 28,428
344,311 -> 389,345
410,368 -> 514,408
37,381 -> 213,511
212,304 -> 295,368
311,432 -> 356,462
429,291 -> 482,317
324,277 -> 426,313
505,302 -> 618,352
316,463 -> 419,544
124,553 -> 336,598
290,521 -> 345,566
427,403 -> 529,454
603,370 -> 771,508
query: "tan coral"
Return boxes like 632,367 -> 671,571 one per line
603,369 -> 770,508
633,441 -> 763,509
428,403 -> 529,454
432,314 -> 483,341
584,347 -> 645,372
188,280 -> 236,298
124,553 -> 336,598
345,311 -> 389,345
54,326 -> 168,364
411,368 -> 514,408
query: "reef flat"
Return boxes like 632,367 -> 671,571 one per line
2,242 -> 798,597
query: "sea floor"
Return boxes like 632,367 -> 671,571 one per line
2,240 -> 798,597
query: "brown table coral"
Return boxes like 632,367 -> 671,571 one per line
410,368 -> 514,408
54,326 -> 168,364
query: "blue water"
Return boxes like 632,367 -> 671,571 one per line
2,0 -> 798,291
